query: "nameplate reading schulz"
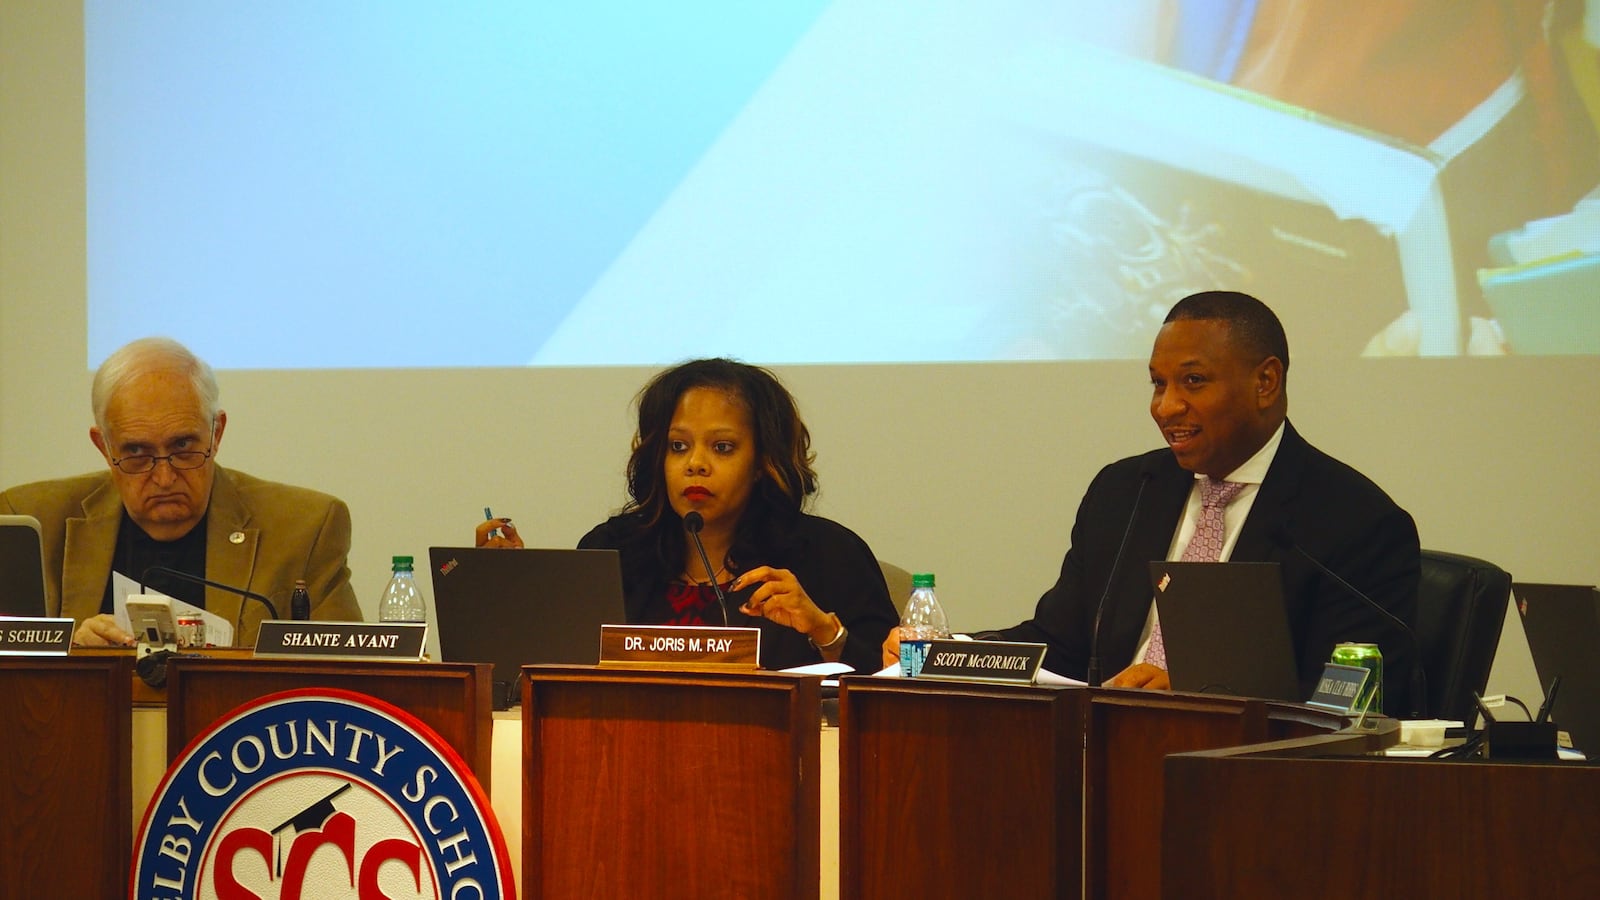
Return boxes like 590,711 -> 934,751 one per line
0,617 -> 73,656
1307,663 -> 1371,713
600,624 -> 760,669
916,639 -> 1048,684
254,621 -> 428,661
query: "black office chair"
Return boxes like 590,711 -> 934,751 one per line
1413,550 -> 1511,722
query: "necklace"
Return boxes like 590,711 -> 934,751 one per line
685,564 -> 728,586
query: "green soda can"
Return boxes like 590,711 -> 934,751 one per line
1330,643 -> 1383,715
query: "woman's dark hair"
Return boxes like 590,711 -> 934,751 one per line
620,358 -> 818,576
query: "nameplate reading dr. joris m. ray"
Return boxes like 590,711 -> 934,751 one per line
600,624 -> 761,669
915,639 -> 1048,684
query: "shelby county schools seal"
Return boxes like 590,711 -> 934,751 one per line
132,688 -> 514,899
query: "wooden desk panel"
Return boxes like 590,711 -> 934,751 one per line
524,666 -> 820,900
1084,690 -> 1350,900
838,678 -> 1084,900
164,656 -> 494,786
1164,736 -> 1598,898
0,656 -> 132,899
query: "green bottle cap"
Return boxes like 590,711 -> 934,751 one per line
912,573 -> 935,588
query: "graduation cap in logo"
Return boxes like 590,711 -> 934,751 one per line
271,783 -> 353,877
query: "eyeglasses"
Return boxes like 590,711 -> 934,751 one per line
111,449 -> 213,474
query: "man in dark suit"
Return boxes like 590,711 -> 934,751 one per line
886,290 -> 1420,714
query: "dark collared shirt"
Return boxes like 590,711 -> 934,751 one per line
100,511 -> 208,613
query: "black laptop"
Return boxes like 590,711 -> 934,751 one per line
1514,582 -> 1600,755
428,547 -> 627,709
0,515 -> 48,618
1148,560 -> 1304,702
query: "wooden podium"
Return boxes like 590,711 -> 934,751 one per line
838,679 -> 1352,900
1163,732 -> 1600,898
838,677 -> 1086,900
522,665 -> 821,900
165,656 -> 495,785
1084,690 -> 1347,900
0,656 -> 132,899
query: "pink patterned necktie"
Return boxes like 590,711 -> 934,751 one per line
1145,478 -> 1247,669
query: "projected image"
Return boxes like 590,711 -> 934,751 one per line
86,1 -> 1600,367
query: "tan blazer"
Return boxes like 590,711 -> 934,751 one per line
0,466 -> 362,644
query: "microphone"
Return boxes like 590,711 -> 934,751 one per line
1535,675 -> 1562,724
1086,462 -> 1155,687
141,565 -> 282,639
681,511 -> 729,626
1270,529 -> 1426,719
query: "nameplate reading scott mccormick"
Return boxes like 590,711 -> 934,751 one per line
916,639 -> 1047,684
600,624 -> 760,669
0,617 -> 73,656
254,621 -> 427,661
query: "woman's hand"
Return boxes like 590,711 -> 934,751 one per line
732,566 -> 842,652
474,517 -> 524,549
881,629 -> 902,669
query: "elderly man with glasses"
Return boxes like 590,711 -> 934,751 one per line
0,337 -> 361,645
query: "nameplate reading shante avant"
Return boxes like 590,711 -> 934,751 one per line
254,621 -> 428,661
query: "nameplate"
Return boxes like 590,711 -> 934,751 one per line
915,639 -> 1047,684
599,624 -> 760,669
0,618 -> 74,656
1306,663 -> 1371,713
254,621 -> 428,661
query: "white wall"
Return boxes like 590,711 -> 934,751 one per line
4,0 -> 1595,706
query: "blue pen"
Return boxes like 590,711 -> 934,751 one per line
484,507 -> 505,541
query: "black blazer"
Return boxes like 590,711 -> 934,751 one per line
579,511 -> 899,673
992,422 -> 1420,714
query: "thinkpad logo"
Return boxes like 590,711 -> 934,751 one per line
133,688 -> 513,899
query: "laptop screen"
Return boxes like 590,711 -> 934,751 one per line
1148,560 -> 1304,703
428,547 -> 626,709
0,515 -> 48,618
1514,582 -> 1600,755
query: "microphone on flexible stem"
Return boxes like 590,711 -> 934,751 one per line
1270,529 -> 1427,719
1086,463 -> 1155,688
681,511 -> 729,627
141,565 -> 282,638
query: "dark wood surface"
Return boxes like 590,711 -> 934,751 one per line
164,656 -> 494,786
1164,740 -> 1600,898
0,656 -> 132,899
838,677 -> 1086,900
523,665 -> 821,900
1085,689 -> 1349,900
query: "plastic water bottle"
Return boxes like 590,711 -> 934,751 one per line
378,555 -> 426,623
898,572 -> 948,677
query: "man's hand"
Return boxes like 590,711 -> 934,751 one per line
73,614 -> 135,647
1106,662 -> 1170,690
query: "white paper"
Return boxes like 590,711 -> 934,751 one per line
112,571 -> 235,646
781,661 -> 854,677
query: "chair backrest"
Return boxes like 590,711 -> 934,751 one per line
1414,549 -> 1511,721
878,560 -> 914,616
